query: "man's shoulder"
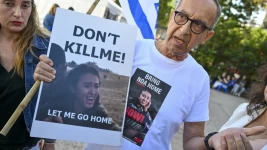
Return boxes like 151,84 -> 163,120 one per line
187,55 -> 209,78
133,39 -> 155,58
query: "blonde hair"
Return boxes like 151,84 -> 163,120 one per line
49,3 -> 59,15
14,0 -> 50,77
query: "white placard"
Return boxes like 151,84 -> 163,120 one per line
31,8 -> 137,146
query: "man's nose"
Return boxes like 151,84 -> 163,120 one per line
179,21 -> 191,35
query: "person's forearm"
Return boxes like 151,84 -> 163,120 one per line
184,137 -> 207,150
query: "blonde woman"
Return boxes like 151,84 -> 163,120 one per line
0,0 -> 53,149
43,3 -> 59,32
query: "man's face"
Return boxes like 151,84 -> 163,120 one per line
165,0 -> 217,56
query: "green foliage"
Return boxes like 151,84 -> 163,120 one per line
114,0 -> 173,27
189,0 -> 267,84
157,0 -> 175,27
114,0 -> 121,7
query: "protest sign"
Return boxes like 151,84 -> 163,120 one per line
30,8 -> 137,146
123,68 -> 171,146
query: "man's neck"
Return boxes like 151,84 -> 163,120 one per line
154,40 -> 188,62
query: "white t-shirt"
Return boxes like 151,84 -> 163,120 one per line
85,39 -> 210,150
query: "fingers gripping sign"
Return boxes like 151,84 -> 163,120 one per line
34,55 -> 56,82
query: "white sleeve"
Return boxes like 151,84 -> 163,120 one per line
184,76 -> 210,122
219,103 -> 249,132
261,145 -> 267,150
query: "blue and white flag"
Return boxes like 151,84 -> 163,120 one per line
119,0 -> 159,39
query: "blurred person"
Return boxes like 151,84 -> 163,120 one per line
68,7 -> 74,11
43,4 -> 59,32
231,74 -> 243,94
212,72 -> 227,88
217,72 -> 227,82
236,75 -> 247,97
216,75 -> 236,93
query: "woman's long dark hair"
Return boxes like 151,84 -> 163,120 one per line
66,64 -> 101,109
247,63 -> 267,117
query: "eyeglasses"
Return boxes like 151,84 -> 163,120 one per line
174,11 -> 212,34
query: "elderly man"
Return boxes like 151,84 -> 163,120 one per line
35,0 -> 266,149
83,0 -> 263,149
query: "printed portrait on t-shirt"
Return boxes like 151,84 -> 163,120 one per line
123,68 -> 171,146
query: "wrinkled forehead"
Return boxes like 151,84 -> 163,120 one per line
176,0 -> 217,27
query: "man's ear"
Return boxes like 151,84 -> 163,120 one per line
201,30 -> 214,44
